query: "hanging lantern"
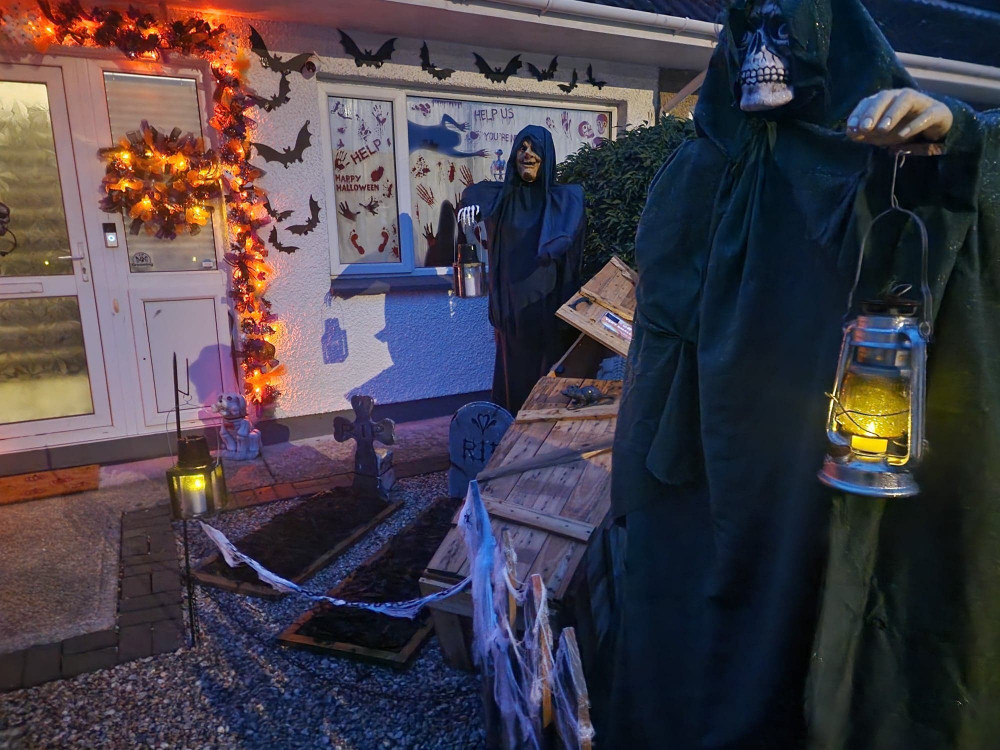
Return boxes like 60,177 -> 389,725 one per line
818,199 -> 932,498
167,435 -> 229,519
166,354 -> 229,519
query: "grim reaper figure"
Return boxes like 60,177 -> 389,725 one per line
460,126 -> 585,413
608,0 -> 1000,747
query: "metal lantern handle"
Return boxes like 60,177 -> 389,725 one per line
846,152 -> 933,339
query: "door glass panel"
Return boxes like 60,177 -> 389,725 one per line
0,296 -> 94,424
0,81 -> 73,277
103,72 -> 219,273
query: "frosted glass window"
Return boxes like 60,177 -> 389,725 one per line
0,81 -> 73,277
103,72 -> 220,273
327,96 -> 401,265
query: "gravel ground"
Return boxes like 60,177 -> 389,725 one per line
0,473 -> 486,750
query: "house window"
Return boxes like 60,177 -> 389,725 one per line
103,72 -> 220,273
320,82 -> 614,278
327,95 -> 401,265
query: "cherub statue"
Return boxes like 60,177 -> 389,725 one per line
212,393 -> 261,461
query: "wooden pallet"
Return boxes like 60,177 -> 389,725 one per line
421,377 -> 618,671
0,465 -> 100,505
193,493 -> 401,599
556,256 -> 637,358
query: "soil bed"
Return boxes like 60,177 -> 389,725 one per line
281,495 -> 461,664
194,487 -> 400,597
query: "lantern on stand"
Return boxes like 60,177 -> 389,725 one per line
165,353 -> 229,645
818,201 -> 932,498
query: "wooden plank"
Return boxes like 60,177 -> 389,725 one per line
0,465 -> 99,505
556,300 -> 631,357
483,497 -> 596,543
516,404 -> 618,423
278,622 -> 434,669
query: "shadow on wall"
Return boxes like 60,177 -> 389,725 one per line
352,290 -> 493,405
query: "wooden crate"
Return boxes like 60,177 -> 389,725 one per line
420,376 -> 620,671
556,256 -> 636,358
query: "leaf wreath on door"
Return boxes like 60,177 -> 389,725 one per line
98,120 -> 223,239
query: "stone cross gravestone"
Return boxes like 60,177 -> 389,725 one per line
334,394 -> 396,499
448,401 -> 514,498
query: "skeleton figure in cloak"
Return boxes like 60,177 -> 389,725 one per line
606,0 -> 1000,747
459,126 -> 585,413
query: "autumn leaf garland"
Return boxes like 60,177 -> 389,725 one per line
99,121 -> 222,239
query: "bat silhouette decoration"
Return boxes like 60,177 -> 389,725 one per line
338,30 -> 396,68
264,199 -> 293,222
287,196 -> 321,236
473,53 -> 522,84
249,27 -> 316,77
249,72 -> 291,112
558,69 -> 579,93
268,226 -> 299,254
251,121 -> 312,168
526,56 -> 558,82
585,64 -> 607,90
419,42 -> 454,80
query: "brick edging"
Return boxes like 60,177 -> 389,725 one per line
0,504 -> 184,692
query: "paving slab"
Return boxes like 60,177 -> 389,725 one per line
0,478 -> 165,654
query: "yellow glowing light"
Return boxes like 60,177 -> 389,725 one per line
836,369 -> 910,439
182,474 -> 206,492
850,435 -> 890,454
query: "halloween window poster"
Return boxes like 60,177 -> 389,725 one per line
406,95 -> 612,267
328,96 -> 400,264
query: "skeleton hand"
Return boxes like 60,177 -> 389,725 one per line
847,88 -> 953,145
458,205 -> 480,228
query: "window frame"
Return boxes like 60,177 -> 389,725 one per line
318,80 -> 616,279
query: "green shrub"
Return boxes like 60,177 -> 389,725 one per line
557,115 -> 696,279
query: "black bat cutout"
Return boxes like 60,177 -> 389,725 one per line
473,53 -> 521,83
249,72 -> 291,112
526,56 -> 558,82
287,196 -> 321,236
269,226 -> 299,254
248,27 -> 316,77
263,199 -> 292,222
419,42 -> 454,81
558,69 -> 579,93
585,64 -> 607,90
338,30 -> 396,68
251,121 -> 312,168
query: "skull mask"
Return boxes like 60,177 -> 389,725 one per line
578,121 -> 594,140
737,1 -> 794,112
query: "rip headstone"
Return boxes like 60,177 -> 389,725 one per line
448,401 -> 514,498
334,394 -> 395,499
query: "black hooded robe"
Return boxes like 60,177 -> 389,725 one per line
606,1 -> 1000,748
461,126 -> 585,413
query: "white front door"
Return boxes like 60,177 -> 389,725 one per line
77,62 -> 237,432
0,64 -> 114,446
0,55 -> 237,454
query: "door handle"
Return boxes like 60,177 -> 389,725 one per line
57,255 -> 86,260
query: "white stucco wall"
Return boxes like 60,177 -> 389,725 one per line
228,18 -> 658,419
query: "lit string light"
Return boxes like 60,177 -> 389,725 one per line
9,0 -> 282,407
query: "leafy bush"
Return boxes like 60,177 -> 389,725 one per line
557,115 -> 696,279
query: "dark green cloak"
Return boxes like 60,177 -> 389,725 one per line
607,0 -> 1000,747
